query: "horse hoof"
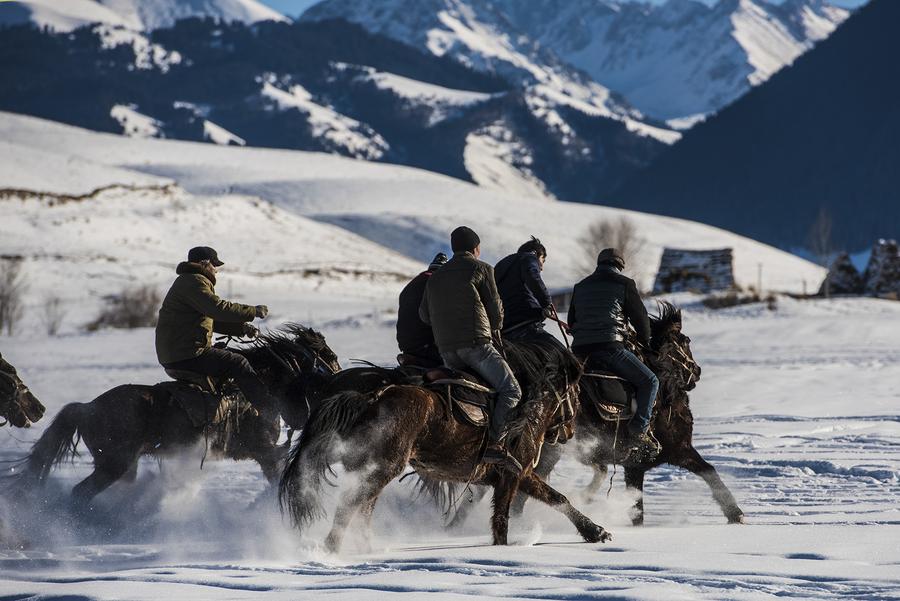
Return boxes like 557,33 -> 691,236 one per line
727,514 -> 745,525
583,524 -> 612,543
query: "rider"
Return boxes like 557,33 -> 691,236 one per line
396,253 -> 448,367
419,226 -> 523,473
155,246 -> 271,405
494,236 -> 556,343
568,248 -> 659,453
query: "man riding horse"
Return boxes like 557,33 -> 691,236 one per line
155,246 -> 271,405
418,226 -> 523,473
568,248 -> 660,456
494,237 -> 558,345
396,252 -> 448,367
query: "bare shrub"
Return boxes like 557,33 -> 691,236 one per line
42,294 -> 67,336
702,291 -> 777,311
0,258 -> 28,335
86,285 -> 161,331
578,217 -> 646,276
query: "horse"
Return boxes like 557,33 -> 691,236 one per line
448,303 -> 744,527
535,303 -> 743,525
7,324 -> 339,507
278,337 -> 613,552
0,354 -> 45,429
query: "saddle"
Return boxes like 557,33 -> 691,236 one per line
581,369 -> 636,421
154,369 -> 255,429
422,366 -> 493,428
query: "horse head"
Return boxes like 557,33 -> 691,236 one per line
243,323 -> 341,429
650,302 -> 701,394
0,372 -> 46,428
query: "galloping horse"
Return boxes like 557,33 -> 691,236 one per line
536,303 -> 744,524
279,337 -> 613,552
9,325 -> 339,506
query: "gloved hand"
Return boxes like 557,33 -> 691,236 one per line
255,305 -> 269,319
242,323 -> 260,339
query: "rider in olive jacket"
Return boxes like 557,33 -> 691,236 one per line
156,246 -> 270,405
419,226 -> 523,473
569,248 -> 659,450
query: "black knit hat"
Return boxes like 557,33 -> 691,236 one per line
450,226 -> 480,253
428,252 -> 448,271
188,246 -> 224,266
597,247 -> 624,269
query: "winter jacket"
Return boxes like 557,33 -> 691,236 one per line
568,265 -> 651,348
494,251 -> 552,328
419,252 -> 503,352
397,270 -> 437,353
155,262 -> 257,365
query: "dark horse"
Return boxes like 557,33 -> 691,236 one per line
536,303 -> 744,525
0,353 -> 45,429
279,338 -> 613,552
448,303 -> 743,527
9,325 -> 340,506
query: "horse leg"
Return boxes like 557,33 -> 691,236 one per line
623,467 -> 645,526
584,464 -> 609,503
673,446 -> 744,524
71,458 -> 134,509
356,496 -> 378,553
446,485 -> 488,529
512,443 -> 562,516
491,478 -> 518,545
324,464 -> 404,553
518,473 -> 612,543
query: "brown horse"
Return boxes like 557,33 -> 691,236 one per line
279,338 -> 613,552
535,303 -> 744,525
0,354 -> 45,429
8,325 -> 339,507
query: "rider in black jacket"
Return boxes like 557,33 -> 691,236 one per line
568,248 -> 659,452
494,237 -> 555,342
396,253 -> 447,366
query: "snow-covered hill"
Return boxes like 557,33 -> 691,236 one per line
302,0 -> 850,121
0,0 -> 287,32
0,111 -> 824,304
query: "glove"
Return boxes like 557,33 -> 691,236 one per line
255,305 -> 269,319
542,305 -> 555,319
242,323 -> 260,339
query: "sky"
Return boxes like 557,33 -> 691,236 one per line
263,0 -> 868,18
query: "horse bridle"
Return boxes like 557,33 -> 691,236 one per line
665,341 -> 699,388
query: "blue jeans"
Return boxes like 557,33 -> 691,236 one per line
441,344 -> 522,442
584,343 -> 659,433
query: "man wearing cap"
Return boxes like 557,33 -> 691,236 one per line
568,248 -> 659,455
419,226 -> 523,473
155,246 -> 271,406
396,253 -> 448,367
494,236 -> 556,343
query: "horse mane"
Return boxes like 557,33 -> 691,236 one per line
650,301 -> 682,349
502,337 -> 581,439
239,323 -> 339,377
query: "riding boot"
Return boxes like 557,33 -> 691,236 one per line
623,428 -> 661,462
482,441 -> 523,474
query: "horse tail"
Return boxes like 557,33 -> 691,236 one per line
278,389 -> 380,530
11,402 -> 85,488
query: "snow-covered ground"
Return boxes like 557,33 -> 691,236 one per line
1,295 -> 897,600
1,111 -> 895,599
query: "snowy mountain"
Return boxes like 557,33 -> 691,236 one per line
0,18 -> 669,202
613,0 -> 899,252
0,0 -> 287,31
302,0 -> 850,121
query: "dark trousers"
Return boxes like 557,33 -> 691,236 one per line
400,342 -> 443,367
579,343 -> 659,434
165,348 -> 270,406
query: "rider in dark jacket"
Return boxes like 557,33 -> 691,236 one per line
396,253 -> 447,366
569,248 -> 659,452
494,237 -> 555,342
